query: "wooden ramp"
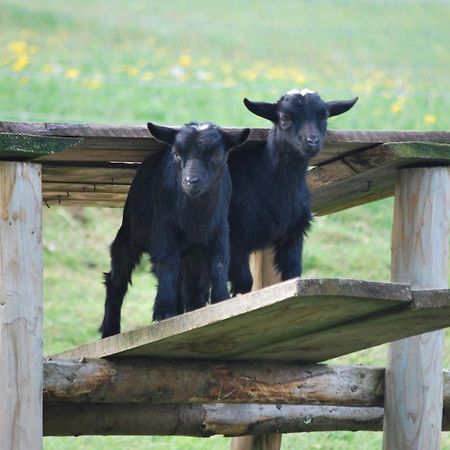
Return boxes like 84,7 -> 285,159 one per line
55,278 -> 450,362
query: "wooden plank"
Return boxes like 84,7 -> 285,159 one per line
42,182 -> 130,194
0,133 -> 81,160
2,122 -> 449,166
53,279 -> 415,361
384,167 -> 449,450
42,166 -> 136,184
44,192 -> 128,205
238,288 -> 450,361
43,401 -> 450,436
310,142 -> 450,215
37,148 -> 156,163
0,162 -> 43,450
3,121 -> 449,144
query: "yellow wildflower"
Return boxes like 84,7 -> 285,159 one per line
8,41 -> 27,53
390,102 -> 402,113
122,65 -> 139,77
64,68 -> 80,79
240,70 -> 257,82
266,67 -> 285,80
199,57 -> 211,66
223,78 -> 236,88
82,78 -> 102,90
41,64 -> 54,75
12,55 -> 29,72
29,45 -> 39,55
423,114 -> 436,125
179,54 -> 192,67
221,64 -> 233,75
292,71 -> 306,84
141,72 -> 155,81
390,96 -> 406,114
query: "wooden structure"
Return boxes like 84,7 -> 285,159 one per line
0,121 -> 449,450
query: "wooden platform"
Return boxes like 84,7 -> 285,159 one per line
1,122 -> 449,215
55,278 -> 450,362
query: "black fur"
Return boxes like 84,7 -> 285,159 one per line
228,90 -> 358,295
100,122 -> 250,338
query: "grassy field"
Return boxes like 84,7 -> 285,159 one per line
1,0 -> 449,448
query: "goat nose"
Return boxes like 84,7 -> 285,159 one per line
306,135 -> 319,145
184,175 -> 199,184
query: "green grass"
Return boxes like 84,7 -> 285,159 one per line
1,0 -> 449,448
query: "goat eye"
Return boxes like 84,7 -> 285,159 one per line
213,152 -> 223,162
279,113 -> 291,127
173,151 -> 182,162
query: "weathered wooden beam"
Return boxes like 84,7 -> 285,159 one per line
43,402 -> 450,436
43,359 -> 385,406
0,133 -> 81,160
384,167 -> 449,449
231,250 -> 283,450
43,358 -> 450,407
0,162 -> 43,449
310,142 -> 450,215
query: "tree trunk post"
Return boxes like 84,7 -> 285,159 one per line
0,162 -> 43,450
383,167 -> 449,449
231,249 -> 282,450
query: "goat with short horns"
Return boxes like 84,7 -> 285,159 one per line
227,89 -> 358,295
100,122 -> 250,338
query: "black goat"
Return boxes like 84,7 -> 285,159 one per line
228,89 -> 358,295
100,122 -> 250,338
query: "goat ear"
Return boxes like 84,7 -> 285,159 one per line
243,98 -> 278,123
147,123 -> 178,145
221,128 -> 251,150
326,97 -> 358,117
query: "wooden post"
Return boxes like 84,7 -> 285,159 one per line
384,167 -> 449,449
231,249 -> 282,450
0,162 -> 43,450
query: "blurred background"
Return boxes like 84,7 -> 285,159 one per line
1,0 -> 449,449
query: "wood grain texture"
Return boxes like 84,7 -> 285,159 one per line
0,162 -> 43,450
237,288 -> 450,362
43,401 -> 450,436
53,279 -> 417,361
43,359 -> 387,406
310,143 -> 450,215
384,167 -> 449,450
233,250 -> 282,450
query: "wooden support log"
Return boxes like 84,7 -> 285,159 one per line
384,167 -> 449,449
43,402 -> 450,437
0,162 -> 43,450
231,250 -> 283,450
43,358 -> 387,406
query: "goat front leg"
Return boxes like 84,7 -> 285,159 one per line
229,243 -> 253,296
210,225 -> 231,303
101,225 -> 141,338
151,233 -> 181,321
274,235 -> 303,281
